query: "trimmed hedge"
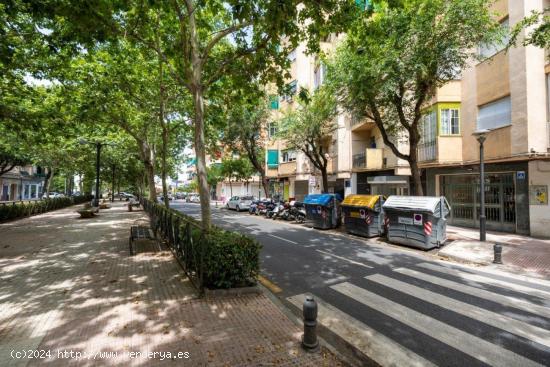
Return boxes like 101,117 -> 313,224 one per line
0,195 -> 93,222
142,199 -> 261,290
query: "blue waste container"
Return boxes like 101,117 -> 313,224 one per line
303,194 -> 342,229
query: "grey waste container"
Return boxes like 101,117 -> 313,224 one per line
341,195 -> 385,238
382,196 -> 451,250
303,194 -> 342,229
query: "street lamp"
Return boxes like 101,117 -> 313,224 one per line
79,139 -> 115,207
473,129 -> 490,241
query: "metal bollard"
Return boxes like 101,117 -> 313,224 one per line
493,243 -> 503,264
302,296 -> 319,352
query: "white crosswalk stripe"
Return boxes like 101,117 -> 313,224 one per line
418,263 -> 550,299
331,282 -> 545,367
393,267 -> 550,318
287,293 -> 436,367
366,273 -> 550,349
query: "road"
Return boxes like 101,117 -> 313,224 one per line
171,201 -> 550,367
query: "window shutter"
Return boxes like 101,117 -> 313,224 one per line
477,96 -> 511,130
267,150 -> 279,169
269,95 -> 279,110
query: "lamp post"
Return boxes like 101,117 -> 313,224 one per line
473,129 -> 490,242
79,139 -> 114,207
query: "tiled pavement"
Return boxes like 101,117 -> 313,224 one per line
0,202 -> 342,366
446,225 -> 550,277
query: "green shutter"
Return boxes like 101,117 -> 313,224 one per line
267,150 -> 279,169
269,95 -> 279,110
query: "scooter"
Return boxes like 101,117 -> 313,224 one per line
290,201 -> 306,223
265,201 -> 277,218
272,201 -> 289,220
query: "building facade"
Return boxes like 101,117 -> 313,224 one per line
264,0 -> 549,237
0,165 -> 46,201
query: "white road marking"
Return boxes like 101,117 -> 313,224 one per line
332,282 -> 544,367
287,293 -> 436,367
268,234 -> 298,245
367,274 -> 550,349
418,263 -> 550,299
394,267 -> 550,319
316,250 -> 373,269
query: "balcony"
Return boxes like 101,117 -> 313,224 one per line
352,149 -> 384,170
418,140 -> 437,162
278,161 -> 297,176
353,153 -> 366,169
351,115 -> 376,132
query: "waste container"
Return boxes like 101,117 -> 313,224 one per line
382,196 -> 451,250
341,195 -> 385,238
303,194 -> 342,229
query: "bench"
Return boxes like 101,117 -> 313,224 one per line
129,225 -> 157,255
127,201 -> 140,212
77,209 -> 95,218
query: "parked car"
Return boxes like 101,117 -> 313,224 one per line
226,196 -> 255,211
186,193 -> 200,203
175,192 -> 186,200
43,192 -> 65,199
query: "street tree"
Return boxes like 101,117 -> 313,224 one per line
278,87 -> 337,193
220,158 -> 255,198
327,0 -> 501,195
223,88 -> 270,197
509,8 -> 549,50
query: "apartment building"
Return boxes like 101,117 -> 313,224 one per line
422,0 -> 550,237
0,165 -> 46,201
265,36 -> 352,201
265,0 -> 549,236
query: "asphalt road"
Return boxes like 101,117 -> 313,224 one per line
171,201 -> 550,367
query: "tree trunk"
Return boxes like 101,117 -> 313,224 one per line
409,159 -> 424,196
260,173 -> 269,198
158,44 -> 170,208
229,179 -> 233,197
43,168 -> 54,198
192,86 -> 212,228
145,162 -> 156,200
321,167 -> 329,194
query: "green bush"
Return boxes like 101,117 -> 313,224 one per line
0,195 -> 93,222
143,199 -> 261,290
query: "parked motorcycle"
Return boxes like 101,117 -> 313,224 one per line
265,200 -> 278,218
272,201 -> 289,220
290,201 -> 306,223
257,199 -> 271,216
248,200 -> 259,215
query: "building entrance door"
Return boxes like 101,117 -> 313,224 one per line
440,173 -> 516,232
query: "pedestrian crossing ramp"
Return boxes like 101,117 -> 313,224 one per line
288,262 -> 550,367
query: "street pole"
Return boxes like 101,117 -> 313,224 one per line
111,163 -> 115,202
94,143 -> 101,207
479,137 -> 486,242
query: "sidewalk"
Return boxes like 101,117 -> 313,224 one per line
441,225 -> 550,278
0,201 -> 342,366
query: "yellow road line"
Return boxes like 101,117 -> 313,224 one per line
258,275 -> 282,293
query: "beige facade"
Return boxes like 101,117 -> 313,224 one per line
264,0 -> 549,236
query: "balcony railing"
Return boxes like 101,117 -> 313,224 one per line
418,140 -> 437,162
353,153 -> 366,169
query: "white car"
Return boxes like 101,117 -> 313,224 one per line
226,196 -> 255,211
44,192 -> 65,199
186,194 -> 200,203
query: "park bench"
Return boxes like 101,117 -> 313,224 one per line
127,200 -> 140,212
129,222 -> 158,255
76,203 -> 98,218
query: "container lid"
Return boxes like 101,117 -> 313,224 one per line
303,194 -> 339,206
342,195 -> 382,209
382,196 -> 451,214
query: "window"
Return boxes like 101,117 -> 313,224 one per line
267,150 -> 279,169
421,110 -> 437,143
314,63 -> 327,89
282,80 -> 298,102
268,122 -> 278,138
477,96 -> 512,130
269,95 -> 279,110
478,18 -> 509,59
440,108 -> 460,135
282,150 -> 297,163
288,49 -> 297,62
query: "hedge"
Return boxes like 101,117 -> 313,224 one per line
142,199 -> 261,291
0,195 -> 93,222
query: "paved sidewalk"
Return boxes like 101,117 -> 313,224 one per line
0,202 -> 342,366
443,225 -> 550,278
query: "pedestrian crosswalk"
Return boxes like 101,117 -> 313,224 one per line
287,261 -> 550,367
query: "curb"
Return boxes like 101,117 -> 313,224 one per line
203,285 -> 262,298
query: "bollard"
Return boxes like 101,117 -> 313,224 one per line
302,296 -> 319,352
493,243 -> 503,264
